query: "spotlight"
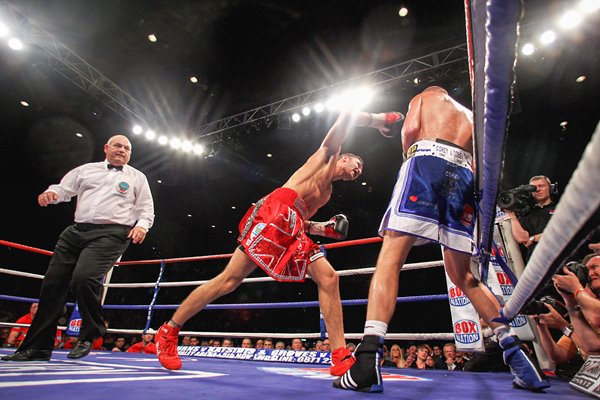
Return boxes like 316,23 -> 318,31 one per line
291,113 -> 301,122
302,107 -> 311,116
170,138 -> 182,149
580,0 -> 600,13
521,43 -> 535,55
148,34 -> 157,42
132,125 -> 143,135
0,22 -> 9,38
192,144 -> 204,155
314,103 -> 325,113
8,38 -> 23,50
157,135 -> 169,145
190,76 -> 198,84
181,140 -> 193,152
399,7 -> 409,17
75,132 -> 83,138
576,75 -> 587,83
559,10 -> 583,29
20,100 -> 29,107
145,130 -> 156,141
540,30 -> 556,45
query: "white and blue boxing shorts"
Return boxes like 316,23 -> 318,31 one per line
378,139 -> 476,254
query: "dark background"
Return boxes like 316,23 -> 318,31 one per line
0,0 -> 598,339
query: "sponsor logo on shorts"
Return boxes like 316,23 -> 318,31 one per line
453,319 -> 480,344
448,286 -> 470,307
117,181 -> 130,194
247,222 -> 266,244
509,315 -> 528,328
460,204 -> 474,227
407,144 -> 418,158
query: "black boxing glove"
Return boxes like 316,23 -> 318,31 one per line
307,214 -> 349,240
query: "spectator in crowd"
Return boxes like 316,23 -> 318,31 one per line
180,336 -> 191,346
426,355 -> 436,369
314,340 -> 323,351
431,345 -> 443,363
127,333 -> 157,354
346,342 -> 356,352
291,338 -> 303,351
405,344 -> 417,359
241,338 -> 253,348
112,337 -> 127,352
322,338 -> 331,352
435,343 -> 463,371
382,344 -> 405,368
0,327 -> 10,347
190,337 -> 200,346
275,341 -> 286,350
212,339 -> 221,347
404,353 -> 416,368
263,338 -> 274,349
410,344 -> 433,370
6,303 -> 39,348
255,339 -> 264,349
222,338 -> 234,347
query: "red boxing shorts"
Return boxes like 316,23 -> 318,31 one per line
238,187 -> 324,282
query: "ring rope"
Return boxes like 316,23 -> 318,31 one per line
0,237 -> 383,266
0,261 -> 444,288
0,293 -> 448,310
0,321 -> 455,341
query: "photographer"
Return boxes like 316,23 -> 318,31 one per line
506,175 -> 556,261
533,298 -> 586,378
532,254 -> 600,376
553,254 -> 600,351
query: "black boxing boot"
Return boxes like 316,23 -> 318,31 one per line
332,335 -> 384,393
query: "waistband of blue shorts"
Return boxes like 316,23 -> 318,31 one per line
405,139 -> 472,169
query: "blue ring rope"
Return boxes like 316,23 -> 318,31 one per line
0,293 -> 448,310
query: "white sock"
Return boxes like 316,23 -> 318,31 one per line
493,324 -> 513,343
364,320 -> 388,338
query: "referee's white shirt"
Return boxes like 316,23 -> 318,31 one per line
45,160 -> 155,231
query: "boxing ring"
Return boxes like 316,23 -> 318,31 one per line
0,238 -> 588,400
2,0 -> 600,398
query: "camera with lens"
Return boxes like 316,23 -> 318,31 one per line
523,295 -> 568,317
522,261 -> 590,316
497,184 -> 536,216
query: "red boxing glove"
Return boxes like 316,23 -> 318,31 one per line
308,214 -> 349,240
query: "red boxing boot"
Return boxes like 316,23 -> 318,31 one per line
156,322 -> 182,370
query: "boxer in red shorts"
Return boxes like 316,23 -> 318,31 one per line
155,109 -> 404,375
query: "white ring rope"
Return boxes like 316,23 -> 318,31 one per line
0,321 -> 455,341
0,268 -> 44,280
0,260 -> 444,289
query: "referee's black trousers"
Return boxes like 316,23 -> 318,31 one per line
19,223 -> 130,351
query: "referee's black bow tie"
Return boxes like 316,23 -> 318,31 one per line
107,163 -> 123,171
